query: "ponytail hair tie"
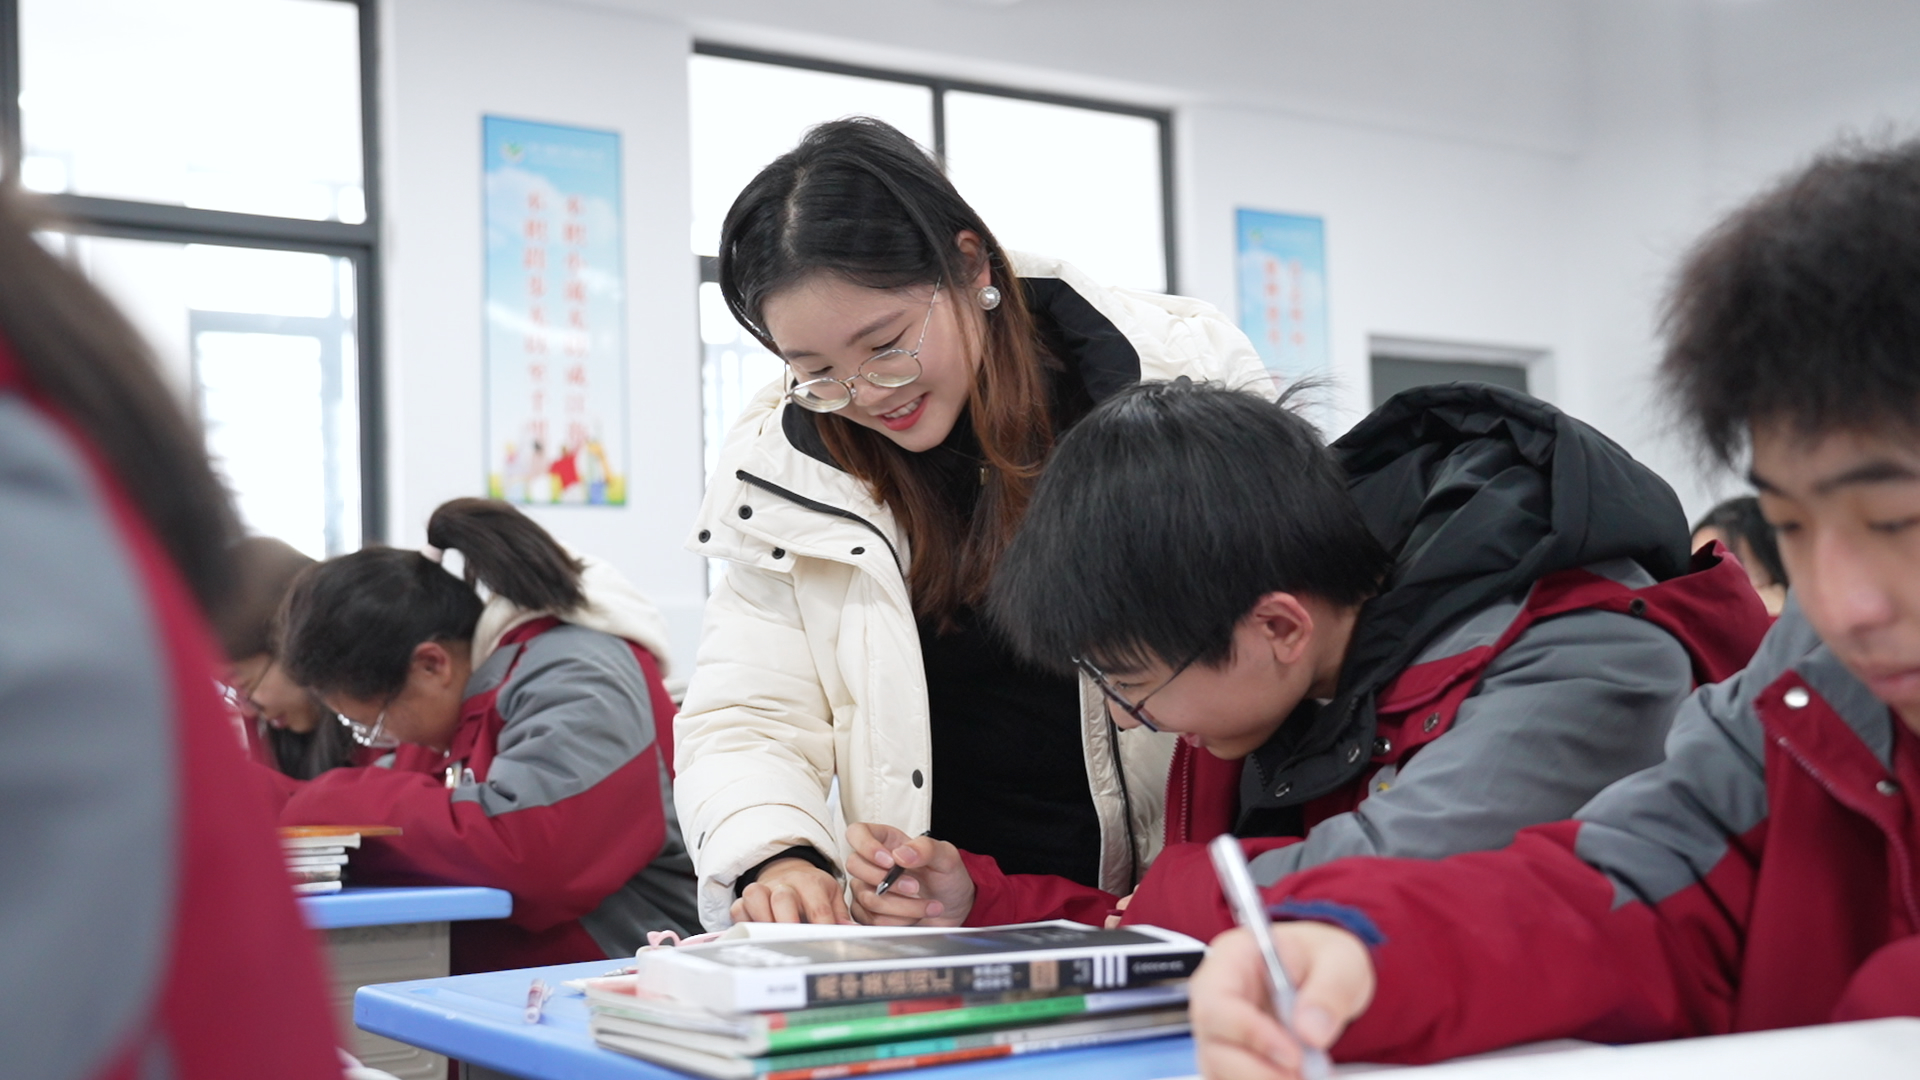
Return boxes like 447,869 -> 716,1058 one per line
421,544 -> 468,583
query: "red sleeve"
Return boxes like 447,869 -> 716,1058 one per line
279,745 -> 669,933
960,849 -> 1123,927
1118,837 -> 1299,941
1832,936 -> 1920,1022
1276,823 -> 1725,1064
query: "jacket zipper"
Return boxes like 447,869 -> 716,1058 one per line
735,470 -> 904,574
1773,730 -> 1920,930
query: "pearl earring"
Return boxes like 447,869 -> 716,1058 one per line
976,285 -> 1002,311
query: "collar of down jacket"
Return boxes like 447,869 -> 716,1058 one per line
687,251 -> 1275,560
470,550 -> 675,673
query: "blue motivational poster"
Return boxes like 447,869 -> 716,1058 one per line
1236,209 -> 1329,379
483,116 -> 626,506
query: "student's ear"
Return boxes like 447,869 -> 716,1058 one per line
1246,592 -> 1316,666
411,641 -> 456,689
954,231 -> 991,289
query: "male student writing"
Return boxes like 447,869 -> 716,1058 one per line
845,375 -> 1769,935
1186,139 -> 1920,1079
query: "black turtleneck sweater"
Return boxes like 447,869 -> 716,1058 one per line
919,370 -> 1104,888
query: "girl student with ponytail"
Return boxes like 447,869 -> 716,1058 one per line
676,117 -> 1272,930
266,498 -> 700,973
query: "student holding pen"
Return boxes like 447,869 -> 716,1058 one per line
855,376 -> 1769,932
262,498 -> 700,973
674,117 -> 1272,930
1189,139 -> 1920,1077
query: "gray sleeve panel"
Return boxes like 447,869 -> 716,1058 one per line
1573,602 -> 1825,908
0,397 -> 176,1080
580,753 -> 703,952
450,624 -> 656,814
1251,606 -> 1690,886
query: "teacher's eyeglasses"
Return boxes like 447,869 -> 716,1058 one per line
785,282 -> 940,414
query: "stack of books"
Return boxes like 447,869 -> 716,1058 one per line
580,921 -> 1204,1079
278,825 -> 401,895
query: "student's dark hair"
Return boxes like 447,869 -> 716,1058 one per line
718,117 -> 1054,627
987,380 -> 1392,674
217,536 -> 316,661
0,187 -> 239,616
1693,495 -> 1788,588
278,498 -> 585,699
1661,136 -> 1920,465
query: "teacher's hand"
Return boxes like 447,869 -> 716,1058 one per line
845,822 -> 974,926
729,858 -> 854,925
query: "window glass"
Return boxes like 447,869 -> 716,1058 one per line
19,0 -> 364,222
67,236 -> 362,558
943,92 -> 1166,291
689,54 -> 934,257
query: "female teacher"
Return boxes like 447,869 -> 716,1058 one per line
676,117 -> 1270,929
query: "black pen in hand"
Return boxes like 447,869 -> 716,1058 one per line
872,830 -> 934,897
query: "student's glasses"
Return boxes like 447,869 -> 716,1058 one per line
784,282 -> 940,413
1072,651 -> 1202,734
339,701 -> 400,749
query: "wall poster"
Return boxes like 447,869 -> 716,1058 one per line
484,116 -> 626,505
1235,209 -> 1329,381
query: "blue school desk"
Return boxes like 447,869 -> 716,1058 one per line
355,959 -> 1200,1080
304,887 -> 516,1080
302,884 -> 515,929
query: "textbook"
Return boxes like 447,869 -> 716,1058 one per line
628,921 -> 1204,1013
581,977 -> 1190,1057
277,826 -> 400,893
590,1007 -> 1192,1080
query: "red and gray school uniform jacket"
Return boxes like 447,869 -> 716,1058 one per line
269,616 -> 699,973
965,384 -> 1771,931
1274,600 -> 1920,1063
1118,549 -> 1769,939
0,349 -> 340,1076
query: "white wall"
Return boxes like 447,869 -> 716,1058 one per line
382,0 -> 707,672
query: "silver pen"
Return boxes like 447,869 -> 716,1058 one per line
1210,834 -> 1334,1080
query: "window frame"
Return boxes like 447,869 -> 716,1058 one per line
692,41 -> 1179,294
0,0 -> 388,544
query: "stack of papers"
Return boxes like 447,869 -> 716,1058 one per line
580,921 -> 1204,1079
277,825 -> 400,895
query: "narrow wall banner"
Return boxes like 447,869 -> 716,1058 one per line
484,116 -> 626,505
1235,209 -> 1329,381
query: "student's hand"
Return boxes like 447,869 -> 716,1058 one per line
729,858 -> 854,925
1105,892 -> 1135,929
1191,924 -> 1375,1080
845,822 -> 974,926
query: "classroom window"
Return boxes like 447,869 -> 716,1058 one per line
688,46 -> 1173,585
1368,336 -> 1546,409
3,0 -> 384,556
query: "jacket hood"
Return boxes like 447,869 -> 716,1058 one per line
1244,382 -> 1691,812
471,551 -> 675,676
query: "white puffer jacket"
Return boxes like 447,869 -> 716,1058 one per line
676,253 -> 1275,929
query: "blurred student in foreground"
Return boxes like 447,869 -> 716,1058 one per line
1693,495 -> 1791,616
217,535 -> 360,778
0,189 -> 339,1072
263,498 -> 700,973
1189,139 -> 1920,1079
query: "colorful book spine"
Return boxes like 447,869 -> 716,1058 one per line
799,952 -> 1201,1007
756,1012 -> 1191,1080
